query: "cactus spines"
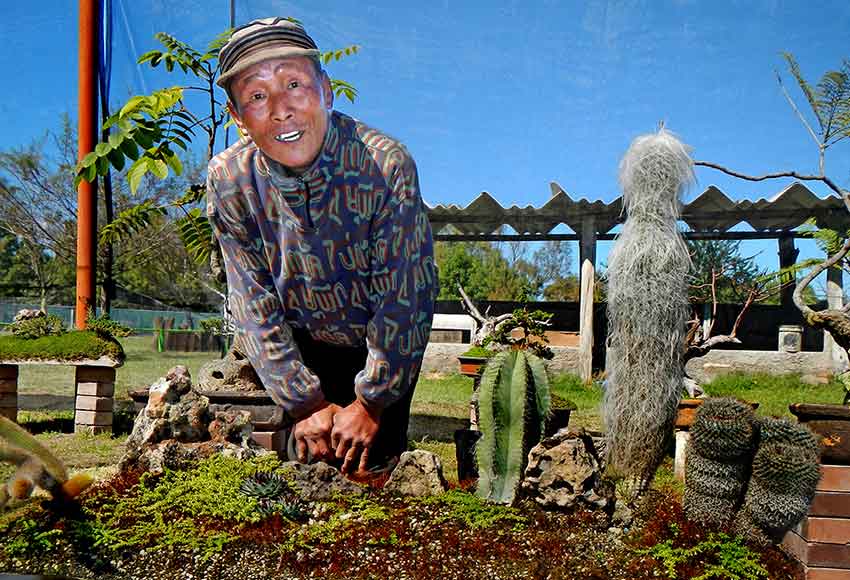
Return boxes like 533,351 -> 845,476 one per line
689,398 -> 757,461
736,417 -> 821,543
476,349 -> 551,505
239,471 -> 288,499
684,398 -> 758,526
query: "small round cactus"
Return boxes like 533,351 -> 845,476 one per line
689,398 -> 757,461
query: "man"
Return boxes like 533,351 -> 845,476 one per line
207,17 -> 437,474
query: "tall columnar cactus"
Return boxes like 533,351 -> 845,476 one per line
735,417 -> 820,544
684,398 -> 757,525
603,128 -> 693,485
476,349 -> 550,505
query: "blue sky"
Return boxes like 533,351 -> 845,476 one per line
3,0 -> 850,284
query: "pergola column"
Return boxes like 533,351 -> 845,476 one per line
824,264 -> 848,371
578,218 -> 597,382
778,233 -> 799,313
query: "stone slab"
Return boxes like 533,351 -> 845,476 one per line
0,394 -> 17,408
801,567 -> 850,580
75,395 -> 114,412
798,517 -> 850,544
76,382 -> 115,397
74,424 -> 112,435
0,365 -> 19,380
0,379 -> 17,393
0,408 -> 16,421
74,410 -> 113,426
785,530 -> 850,569
0,357 -> 121,368
251,430 -> 288,456
76,366 -> 117,382
819,465 -> 850,493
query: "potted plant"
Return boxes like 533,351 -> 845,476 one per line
789,375 -> 850,464
457,345 -> 495,378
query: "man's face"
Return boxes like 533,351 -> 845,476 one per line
228,56 -> 333,172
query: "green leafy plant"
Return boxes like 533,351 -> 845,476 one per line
9,313 -> 65,340
640,532 -> 769,580
412,489 -> 526,529
85,309 -> 133,339
3,518 -> 63,557
199,317 -> 226,335
475,347 -> 551,504
483,307 -> 554,360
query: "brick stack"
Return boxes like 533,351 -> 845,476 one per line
783,464 -> 850,579
0,364 -> 17,421
74,365 -> 116,435
250,429 -> 289,458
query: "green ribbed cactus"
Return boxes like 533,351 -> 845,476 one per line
476,349 -> 551,505
684,398 -> 757,525
736,418 -> 820,544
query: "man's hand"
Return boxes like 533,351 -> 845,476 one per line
331,400 -> 381,474
293,402 -> 343,463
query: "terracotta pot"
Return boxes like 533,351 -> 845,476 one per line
789,403 -> 850,465
457,355 -> 490,378
675,398 -> 759,430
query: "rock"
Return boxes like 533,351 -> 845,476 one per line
208,409 -> 253,445
522,429 -> 614,512
281,461 -> 365,501
13,309 -> 44,322
384,450 -> 447,497
197,346 -> 264,392
121,365 -> 267,472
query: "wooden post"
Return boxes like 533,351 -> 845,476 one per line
825,264 -> 848,372
579,218 -> 597,292
579,259 -> 595,383
778,233 -> 799,314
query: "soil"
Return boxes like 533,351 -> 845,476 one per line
0,478 -> 803,580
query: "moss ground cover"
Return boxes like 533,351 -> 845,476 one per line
0,330 -> 124,363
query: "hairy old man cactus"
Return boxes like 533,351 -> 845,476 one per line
475,349 -> 551,505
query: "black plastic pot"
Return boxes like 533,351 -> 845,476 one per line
454,428 -> 481,483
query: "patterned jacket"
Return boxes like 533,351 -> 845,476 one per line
207,111 -> 437,420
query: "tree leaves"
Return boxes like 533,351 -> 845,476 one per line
98,201 -> 168,245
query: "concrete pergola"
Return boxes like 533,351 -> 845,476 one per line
427,182 -> 850,380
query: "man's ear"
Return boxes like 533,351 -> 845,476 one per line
321,71 -> 334,111
227,101 -> 247,134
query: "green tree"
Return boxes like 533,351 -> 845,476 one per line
434,241 -> 538,301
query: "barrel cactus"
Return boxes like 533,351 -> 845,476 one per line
684,398 -> 757,525
735,417 -> 820,544
475,348 -> 551,505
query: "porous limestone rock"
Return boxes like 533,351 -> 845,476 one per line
197,346 -> 264,392
384,450 -> 448,497
522,429 -> 614,512
281,461 -> 365,501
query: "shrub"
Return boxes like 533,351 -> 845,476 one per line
9,314 -> 65,339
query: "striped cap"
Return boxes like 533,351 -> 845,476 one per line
217,17 -> 321,90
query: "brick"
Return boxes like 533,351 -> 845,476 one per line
251,429 -> 289,456
76,381 -> 114,397
0,365 -> 19,380
0,379 -> 17,393
75,366 -> 116,383
74,410 -> 113,426
800,517 -> 850,544
818,465 -> 850,493
0,407 -> 16,421
75,396 -> 114,412
803,567 -> 850,580
74,424 -> 112,436
811,491 -> 850,518
785,530 -> 850,569
0,394 -> 17,408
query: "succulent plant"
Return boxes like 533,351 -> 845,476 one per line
684,398 -> 757,526
736,418 -> 820,543
239,471 -> 288,500
475,349 -> 551,505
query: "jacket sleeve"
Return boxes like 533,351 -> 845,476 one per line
206,168 -> 325,420
354,150 -> 438,411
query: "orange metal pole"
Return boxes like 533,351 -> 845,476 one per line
77,0 -> 98,329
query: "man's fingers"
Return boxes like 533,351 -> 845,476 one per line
312,437 -> 332,460
358,446 -> 370,474
331,429 -> 341,451
335,437 -> 351,460
341,444 -> 361,474
296,436 -> 308,463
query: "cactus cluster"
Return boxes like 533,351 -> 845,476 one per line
683,401 -> 822,544
735,418 -> 820,544
239,471 -> 309,521
684,398 -> 757,525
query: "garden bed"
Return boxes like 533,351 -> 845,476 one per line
0,331 -> 124,365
